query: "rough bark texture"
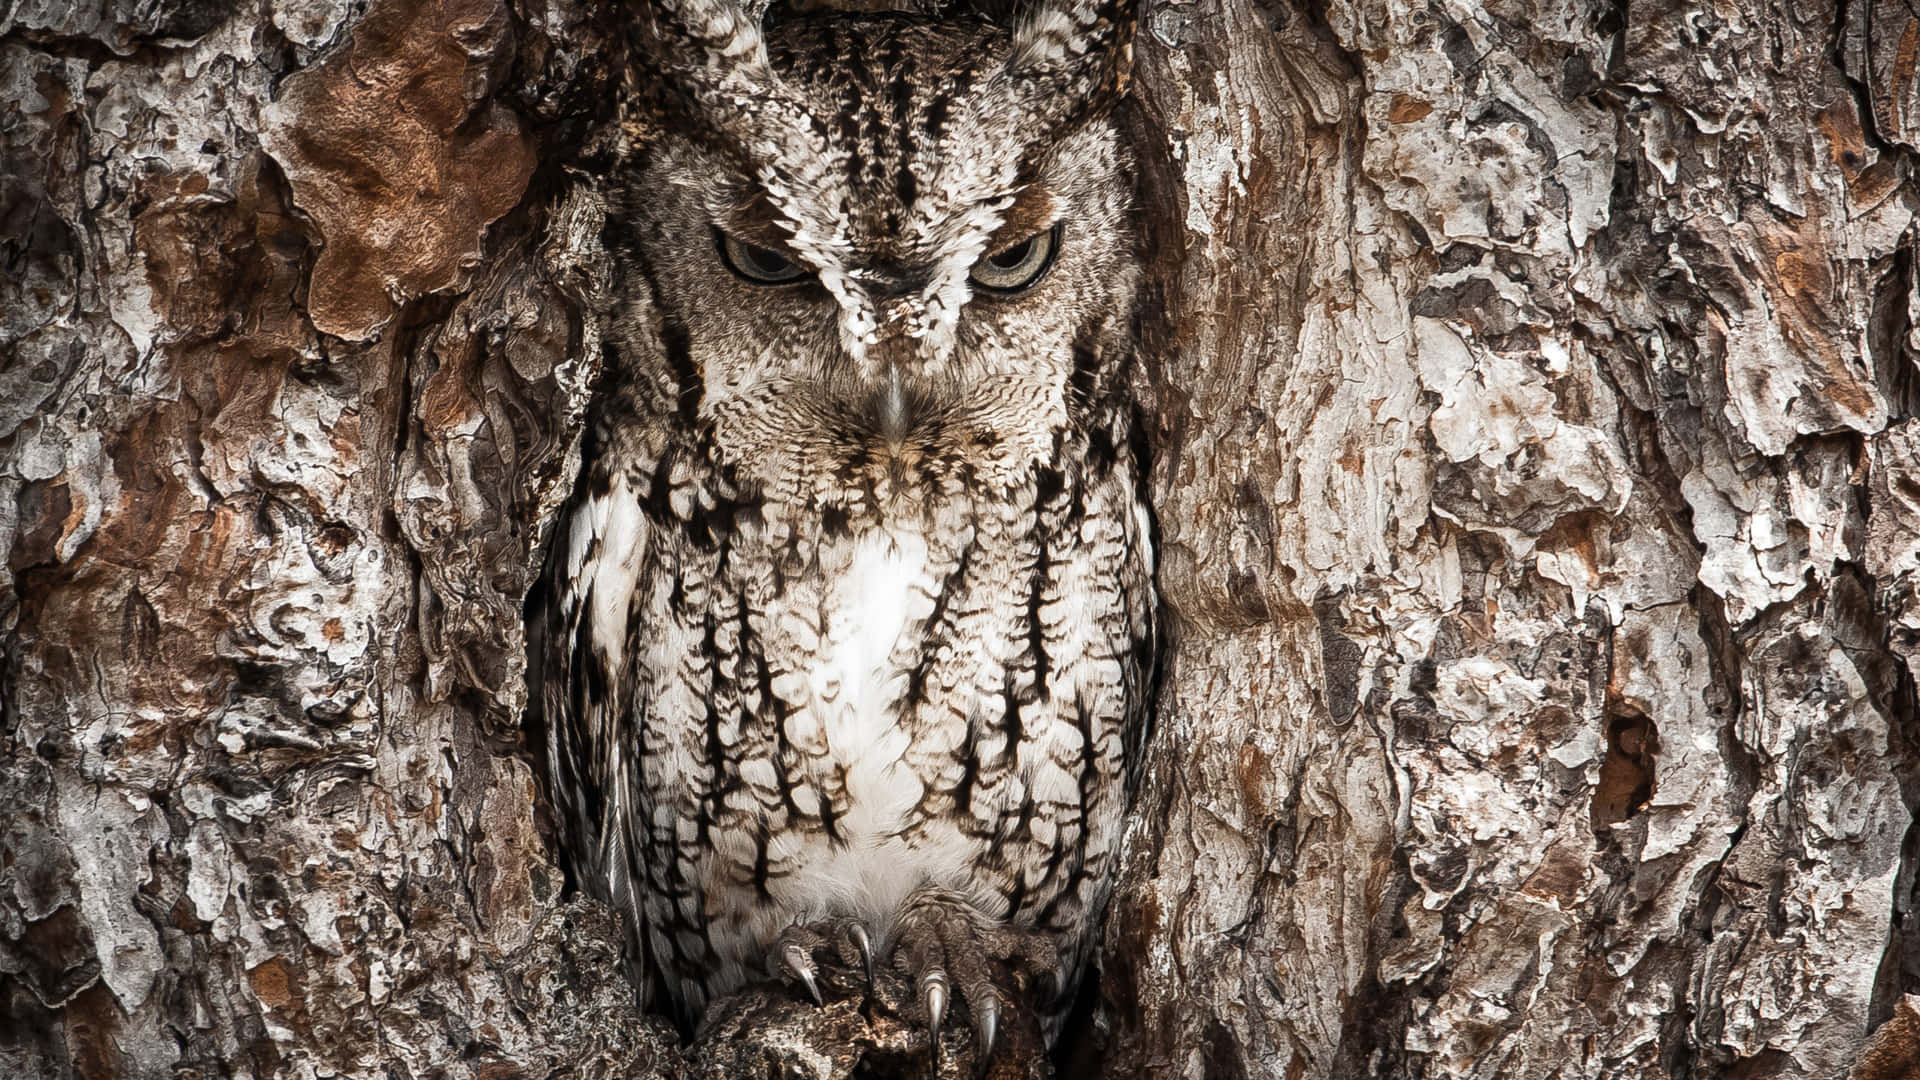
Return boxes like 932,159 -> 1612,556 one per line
1101,0 -> 1920,1077
0,1 -> 680,1075
2,0 -> 1918,1079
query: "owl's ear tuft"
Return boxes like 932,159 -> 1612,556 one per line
634,0 -> 773,93
1003,0 -> 1138,135
628,0 -> 809,174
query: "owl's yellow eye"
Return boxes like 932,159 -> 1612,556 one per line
718,230 -> 809,284
970,224 -> 1061,294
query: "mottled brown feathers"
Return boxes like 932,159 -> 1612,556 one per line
535,0 -> 1154,1051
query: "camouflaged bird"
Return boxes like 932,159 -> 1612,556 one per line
531,0 -> 1155,1057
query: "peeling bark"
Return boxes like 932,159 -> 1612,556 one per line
1,2 -> 669,1075
3,0 -> 1919,1078
1102,0 -> 1920,1077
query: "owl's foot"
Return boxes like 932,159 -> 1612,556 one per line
771,916 -> 875,1005
889,886 -> 1058,1062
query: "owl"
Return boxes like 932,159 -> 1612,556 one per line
531,0 -> 1156,1058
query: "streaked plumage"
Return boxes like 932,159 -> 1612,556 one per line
531,0 -> 1155,1044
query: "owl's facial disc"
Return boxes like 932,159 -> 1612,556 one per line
626,12 -> 1134,495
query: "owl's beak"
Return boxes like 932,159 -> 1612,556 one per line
880,365 -> 911,445
861,323 -> 924,448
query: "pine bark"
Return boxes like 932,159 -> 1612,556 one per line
1104,0 -> 1920,1077
2,1 -> 1917,1079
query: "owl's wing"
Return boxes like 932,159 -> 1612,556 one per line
1114,411 -> 1161,799
529,469 -> 656,1002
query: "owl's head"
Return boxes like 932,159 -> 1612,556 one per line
611,0 -> 1140,505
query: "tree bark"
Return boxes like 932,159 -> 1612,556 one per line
2,1 -> 1917,1079
1,1 -> 679,1075
1102,0 -> 1920,1077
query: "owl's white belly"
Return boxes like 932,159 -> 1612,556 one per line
742,524 -> 986,945
812,527 -> 923,798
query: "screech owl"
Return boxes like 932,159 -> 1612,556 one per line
531,0 -> 1156,1056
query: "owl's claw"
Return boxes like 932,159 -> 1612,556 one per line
771,916 -> 876,1006
920,969 -> 949,1050
974,991 -> 1000,1057
772,896 -> 1043,1066
890,886 -> 1059,1067
849,922 -> 875,986
781,941 -> 823,1005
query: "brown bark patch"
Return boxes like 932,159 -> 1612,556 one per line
132,160 -> 315,360
1589,706 -> 1656,834
247,956 -> 316,1044
247,957 -> 297,1013
1518,838 -> 1587,903
1387,94 -> 1433,123
261,0 -> 535,341
1851,995 -> 1920,1080
1746,213 -> 1883,427
1861,0 -> 1920,150
59,983 -> 132,1079
1237,741 -> 1273,817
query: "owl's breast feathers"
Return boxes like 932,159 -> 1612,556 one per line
543,394 -> 1153,1022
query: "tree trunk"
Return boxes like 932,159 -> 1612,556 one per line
2,1 -> 1917,1080
1,2 -> 678,1075
1103,0 -> 1920,1076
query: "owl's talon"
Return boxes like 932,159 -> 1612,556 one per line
849,922 -> 875,986
974,991 -> 1000,1057
920,968 -> 949,1048
781,942 -> 822,1005
885,885 -> 1063,1064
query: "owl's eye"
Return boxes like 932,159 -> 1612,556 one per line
970,224 -> 1061,295
718,231 -> 809,284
